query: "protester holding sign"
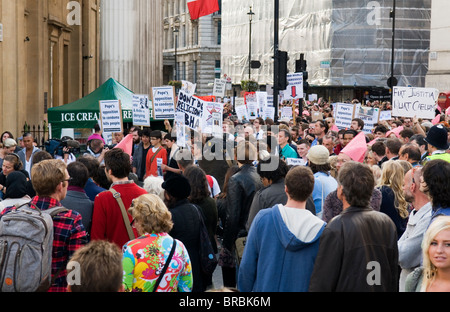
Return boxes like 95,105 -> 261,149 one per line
145,130 -> 167,178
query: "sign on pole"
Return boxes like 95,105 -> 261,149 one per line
132,94 -> 151,127
392,87 -> 438,119
152,86 -> 176,120
99,100 -> 123,133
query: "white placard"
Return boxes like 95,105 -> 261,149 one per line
132,94 -> 151,127
286,158 -> 307,166
392,87 -> 438,119
176,90 -> 204,130
175,112 -> 186,148
334,103 -> 356,130
379,110 -> 392,121
280,106 -> 293,121
235,105 -> 250,122
99,100 -> 123,133
202,102 -> 223,136
152,86 -> 176,120
264,106 -> 275,120
355,105 -> 380,134
213,79 -> 227,98
181,80 -> 197,95
284,73 -> 304,100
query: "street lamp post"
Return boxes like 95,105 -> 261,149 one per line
248,6 -> 255,80
389,0 -> 397,103
173,18 -> 180,81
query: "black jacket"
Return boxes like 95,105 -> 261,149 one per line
223,164 -> 263,251
168,199 -> 204,292
309,206 -> 399,292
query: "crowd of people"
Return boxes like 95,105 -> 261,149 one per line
0,98 -> 449,293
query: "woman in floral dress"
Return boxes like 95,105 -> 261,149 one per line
122,194 -> 193,292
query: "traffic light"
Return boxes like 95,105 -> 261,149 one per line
296,54 -> 309,93
275,50 -> 288,90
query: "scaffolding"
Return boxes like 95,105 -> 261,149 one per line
221,0 -> 431,88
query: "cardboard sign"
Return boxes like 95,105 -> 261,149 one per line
176,90 -> 204,130
99,100 -> 123,133
132,94 -> 151,127
392,87 -> 438,119
152,86 -> 176,120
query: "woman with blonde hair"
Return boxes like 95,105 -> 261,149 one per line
405,216 -> 450,292
122,194 -> 193,292
377,160 -> 409,238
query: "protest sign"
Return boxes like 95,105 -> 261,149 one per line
99,100 -> 123,133
152,86 -> 176,120
175,112 -> 187,148
355,105 -> 380,134
280,106 -> 293,121
202,101 -> 223,136
264,106 -> 275,120
213,79 -> 227,98
181,80 -> 196,95
176,90 -> 204,130
334,103 -> 356,130
132,94 -> 151,127
256,91 -> 268,115
379,110 -> 392,121
245,92 -> 259,119
392,87 -> 438,119
284,73 -> 304,100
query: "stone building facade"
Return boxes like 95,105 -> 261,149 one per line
162,0 -> 222,96
0,0 -> 100,141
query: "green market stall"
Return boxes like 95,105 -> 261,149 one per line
48,78 -> 135,140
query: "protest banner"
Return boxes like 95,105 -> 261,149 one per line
334,103 -> 356,130
99,100 -> 123,133
213,78 -> 227,98
132,94 -> 151,127
202,101 -> 223,136
392,87 -> 438,119
152,86 -> 176,120
176,89 -> 204,130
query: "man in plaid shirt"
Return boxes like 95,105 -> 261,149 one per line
1,159 -> 88,292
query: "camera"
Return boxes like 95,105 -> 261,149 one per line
45,137 -> 81,157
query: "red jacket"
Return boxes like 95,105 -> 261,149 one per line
90,182 -> 147,248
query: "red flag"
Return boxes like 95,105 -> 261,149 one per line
114,134 -> 133,156
187,0 -> 219,20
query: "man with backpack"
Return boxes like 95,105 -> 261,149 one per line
0,159 -> 88,292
